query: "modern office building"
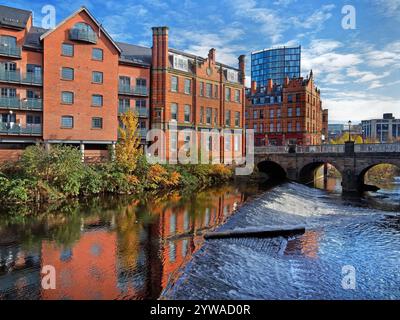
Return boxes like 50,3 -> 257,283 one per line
151,27 -> 246,161
361,113 -> 400,143
251,46 -> 301,89
0,5 -> 245,162
246,71 -> 328,146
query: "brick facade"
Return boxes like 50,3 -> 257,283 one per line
246,71 -> 328,146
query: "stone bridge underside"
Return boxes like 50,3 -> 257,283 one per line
255,152 -> 400,193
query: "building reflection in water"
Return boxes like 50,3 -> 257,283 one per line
284,230 -> 322,259
0,185 -> 245,300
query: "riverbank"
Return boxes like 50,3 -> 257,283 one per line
0,144 -> 233,205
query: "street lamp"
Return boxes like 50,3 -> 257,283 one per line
348,120 -> 352,142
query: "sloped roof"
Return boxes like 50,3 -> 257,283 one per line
117,42 -> 152,66
24,26 -> 47,49
0,4 -> 31,29
40,6 -> 121,53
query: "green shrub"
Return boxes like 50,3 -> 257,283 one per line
0,177 -> 31,203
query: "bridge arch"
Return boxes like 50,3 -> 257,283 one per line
299,161 -> 343,186
357,161 -> 400,189
257,160 -> 287,181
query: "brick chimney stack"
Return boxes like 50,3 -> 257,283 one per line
152,26 -> 169,69
208,48 -> 216,64
251,80 -> 257,95
284,76 -> 290,87
238,54 -> 245,84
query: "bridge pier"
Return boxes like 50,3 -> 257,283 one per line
341,169 -> 359,194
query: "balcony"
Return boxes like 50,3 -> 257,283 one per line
0,70 -> 42,85
118,85 -> 148,96
118,106 -> 149,118
0,45 -> 22,59
0,123 -> 42,136
69,29 -> 98,44
0,97 -> 43,111
140,128 -> 148,138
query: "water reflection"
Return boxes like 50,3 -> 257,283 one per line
0,184 -> 252,300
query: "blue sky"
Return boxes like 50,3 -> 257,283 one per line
3,0 -> 399,122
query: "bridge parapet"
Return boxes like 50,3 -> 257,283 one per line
255,143 -> 400,155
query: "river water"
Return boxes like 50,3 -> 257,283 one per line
0,178 -> 399,300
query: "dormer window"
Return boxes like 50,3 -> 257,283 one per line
69,22 -> 97,44
173,54 -> 189,72
226,69 -> 238,83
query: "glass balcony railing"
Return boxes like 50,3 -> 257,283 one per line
69,29 -> 98,44
0,70 -> 42,85
0,45 -> 22,58
140,128 -> 148,138
118,85 -> 148,96
0,123 -> 42,136
118,105 -> 149,118
0,97 -> 43,110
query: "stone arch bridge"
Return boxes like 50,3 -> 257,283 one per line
254,142 -> 400,193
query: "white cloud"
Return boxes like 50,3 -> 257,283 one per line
290,4 -> 335,30
372,0 -> 400,18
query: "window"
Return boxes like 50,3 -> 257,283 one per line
277,122 -> 281,132
206,83 -> 212,97
92,71 -> 103,83
200,107 -> 204,123
92,48 -> 103,60
184,79 -> 191,94
296,107 -> 301,116
235,90 -> 240,103
214,109 -> 218,125
288,94 -> 293,103
296,122 -> 301,132
61,67 -> 74,80
92,117 -> 103,129
214,85 -> 218,98
277,108 -> 281,118
0,35 -> 16,48
227,69 -> 238,82
171,103 -> 178,120
1,88 -> 16,97
27,115 -> 41,125
173,54 -> 189,72
206,107 -> 212,124
61,91 -> 74,104
136,99 -> 146,108
225,110 -> 231,126
253,110 -> 258,119
136,78 -> 146,87
184,105 -> 191,122
225,87 -> 231,101
288,122 -> 292,132
171,76 -> 178,92
288,107 -> 292,117
270,109 -> 274,118
62,43 -> 74,56
270,123 -> 274,132
61,116 -> 73,128
235,112 -> 240,127
253,124 -> 258,131
92,94 -> 103,107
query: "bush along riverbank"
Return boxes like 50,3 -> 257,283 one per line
0,111 -> 233,204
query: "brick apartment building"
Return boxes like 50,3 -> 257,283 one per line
0,5 -> 245,163
246,70 -> 328,146
151,27 -> 246,162
0,5 -> 150,161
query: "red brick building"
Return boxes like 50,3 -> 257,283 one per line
246,70 -> 328,146
0,5 -> 150,162
151,27 -> 246,162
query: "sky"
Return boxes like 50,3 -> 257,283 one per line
3,0 -> 399,123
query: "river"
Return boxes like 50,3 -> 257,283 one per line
0,178 -> 399,300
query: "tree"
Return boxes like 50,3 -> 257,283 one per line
116,110 -> 142,174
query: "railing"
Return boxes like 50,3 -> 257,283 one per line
255,143 -> 400,154
0,70 -> 42,85
0,124 -> 42,135
0,97 -> 43,110
0,45 -> 22,58
296,144 -> 345,153
69,29 -> 98,44
118,85 -> 148,96
118,106 -> 149,117
140,128 -> 148,138
355,143 -> 400,153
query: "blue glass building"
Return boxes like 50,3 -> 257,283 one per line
251,46 -> 301,88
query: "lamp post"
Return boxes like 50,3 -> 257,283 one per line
348,120 -> 352,142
